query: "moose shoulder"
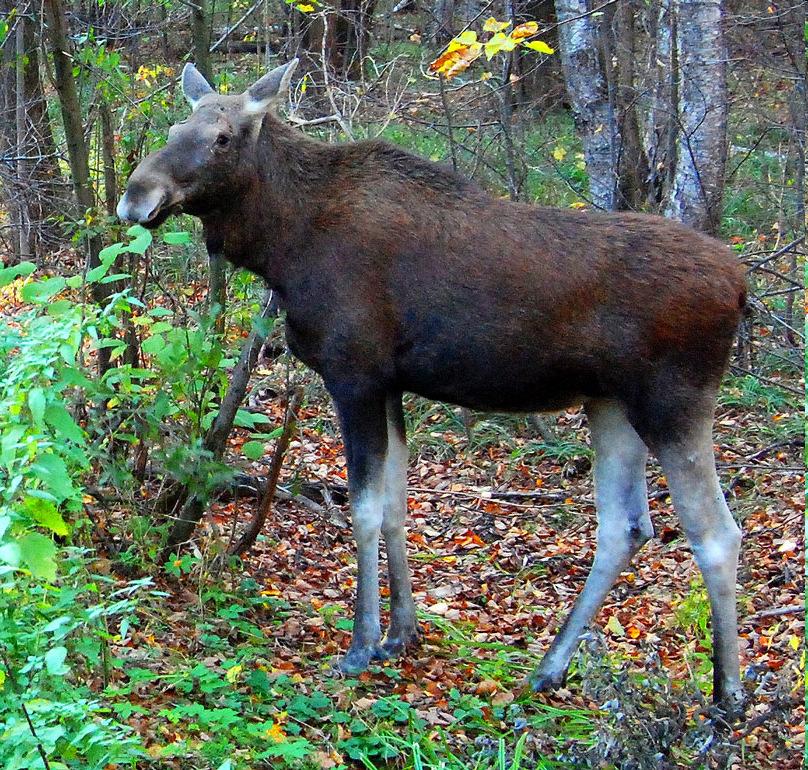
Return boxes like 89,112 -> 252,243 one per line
118,60 -> 748,712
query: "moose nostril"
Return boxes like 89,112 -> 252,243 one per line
145,193 -> 168,221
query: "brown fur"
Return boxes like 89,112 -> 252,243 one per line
124,105 -> 746,451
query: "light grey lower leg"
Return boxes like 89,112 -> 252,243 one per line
531,400 -> 653,690
379,401 -> 418,656
342,477 -> 385,669
657,425 -> 743,708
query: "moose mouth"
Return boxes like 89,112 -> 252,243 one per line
140,201 -> 182,229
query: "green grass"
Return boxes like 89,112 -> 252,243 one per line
91,576 -> 598,769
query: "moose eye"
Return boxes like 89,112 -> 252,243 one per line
215,133 -> 231,148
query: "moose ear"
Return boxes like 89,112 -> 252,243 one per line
182,63 -> 214,110
244,59 -> 299,115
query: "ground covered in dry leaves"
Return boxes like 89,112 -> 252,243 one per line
101,361 -> 804,769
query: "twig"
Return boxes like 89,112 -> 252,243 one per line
274,486 -> 325,514
407,485 -> 569,503
229,388 -> 303,556
727,365 -> 804,397
288,113 -> 343,127
0,652 -> 51,770
209,0 -> 263,52
745,235 -> 805,272
729,694 -> 801,744
717,463 -> 804,471
437,75 -> 458,173
743,604 -> 804,622
745,439 -> 803,462
220,473 -> 325,513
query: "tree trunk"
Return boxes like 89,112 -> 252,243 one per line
555,0 -> 618,210
664,0 -> 727,234
22,8 -> 61,251
427,0 -> 455,43
609,0 -> 649,209
15,13 -> 31,259
43,0 -> 110,373
208,250 -> 227,335
0,3 -> 23,262
99,103 -> 117,217
305,0 -> 377,79
191,0 -> 213,80
780,0 -> 805,345
643,0 -> 676,209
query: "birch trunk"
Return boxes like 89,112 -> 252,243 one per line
664,0 -> 727,234
555,0 -> 618,210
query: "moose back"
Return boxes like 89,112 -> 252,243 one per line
118,60 -> 748,711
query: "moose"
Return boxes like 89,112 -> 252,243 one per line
118,60 -> 748,711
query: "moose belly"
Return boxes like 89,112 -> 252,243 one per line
394,334 -> 605,413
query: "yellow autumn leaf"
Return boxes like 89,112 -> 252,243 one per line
511,21 -> 538,39
484,31 -> 517,60
297,3 -> 315,11
789,635 -> 801,651
552,146 -> 567,161
266,722 -> 287,743
429,40 -> 483,79
570,201 -> 588,209
605,615 -> 625,636
483,17 -> 510,33
523,39 -> 554,54
225,664 -> 243,683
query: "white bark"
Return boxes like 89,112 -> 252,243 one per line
665,0 -> 727,233
555,0 -> 618,210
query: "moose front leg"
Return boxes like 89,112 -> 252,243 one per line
330,385 -> 389,674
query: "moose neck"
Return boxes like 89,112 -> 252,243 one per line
201,113 -> 322,286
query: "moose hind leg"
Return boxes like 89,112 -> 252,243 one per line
656,423 -> 744,711
376,395 -> 419,659
530,400 -> 653,691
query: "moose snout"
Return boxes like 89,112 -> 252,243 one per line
116,183 -> 170,225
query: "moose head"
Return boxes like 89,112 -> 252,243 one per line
117,59 -> 298,228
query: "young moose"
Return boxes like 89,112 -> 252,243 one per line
118,61 -> 748,710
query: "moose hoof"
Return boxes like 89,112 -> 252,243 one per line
527,667 -> 566,693
375,629 -> 420,660
714,686 -> 748,720
335,645 -> 377,675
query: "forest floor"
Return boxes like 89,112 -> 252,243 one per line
92,352 -> 804,769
